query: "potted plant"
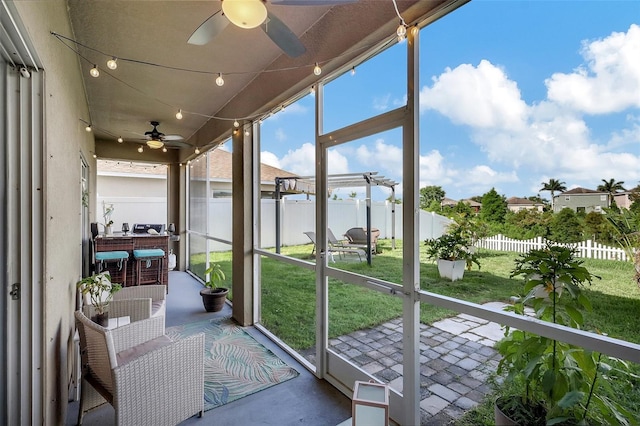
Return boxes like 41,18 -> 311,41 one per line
76,272 -> 122,326
101,201 -> 115,235
200,263 -> 229,312
495,245 -> 636,425
424,225 -> 479,281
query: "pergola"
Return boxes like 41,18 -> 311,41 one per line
274,172 -> 399,265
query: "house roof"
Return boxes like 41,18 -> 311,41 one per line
560,187 -> 606,195
507,196 -> 540,205
98,149 -> 297,182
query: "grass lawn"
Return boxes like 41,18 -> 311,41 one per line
192,239 -> 640,348
192,239 -> 640,422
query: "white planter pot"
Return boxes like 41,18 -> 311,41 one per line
437,259 -> 466,282
104,225 -> 113,236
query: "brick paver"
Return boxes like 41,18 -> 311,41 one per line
318,302 -> 508,424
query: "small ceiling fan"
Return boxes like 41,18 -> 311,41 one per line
188,0 -> 356,58
140,121 -> 188,150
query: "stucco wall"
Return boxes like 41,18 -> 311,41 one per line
13,2 -> 94,423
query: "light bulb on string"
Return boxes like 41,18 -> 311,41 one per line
175,109 -> 183,120
117,136 -> 123,143
106,57 -> 118,70
85,124 -> 92,132
313,63 -> 321,76
216,73 -> 224,87
396,21 -> 407,41
351,66 -> 356,76
244,129 -> 250,136
194,147 -> 200,154
137,146 -> 143,153
233,119 -> 239,128
162,147 -> 168,153
89,65 -> 100,78
310,85 -> 315,95
92,154 -> 97,159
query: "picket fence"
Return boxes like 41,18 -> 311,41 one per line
477,234 -> 630,262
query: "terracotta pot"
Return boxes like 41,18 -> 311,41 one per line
200,288 -> 229,312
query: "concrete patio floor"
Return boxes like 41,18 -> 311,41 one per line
68,271 -> 509,425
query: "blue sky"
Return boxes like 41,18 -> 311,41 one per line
247,0 -> 639,202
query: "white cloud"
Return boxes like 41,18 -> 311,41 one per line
546,24 -> 640,114
420,59 -> 528,131
275,128 -> 287,142
260,151 -> 281,168
355,139 -> 403,176
373,94 -> 391,111
277,143 -> 349,176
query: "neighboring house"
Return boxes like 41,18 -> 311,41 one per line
441,198 -> 482,212
553,187 -> 609,213
613,191 -> 634,210
507,196 -> 544,212
188,149 -> 298,199
98,149 -> 298,200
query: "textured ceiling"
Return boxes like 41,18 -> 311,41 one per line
66,0 -> 457,163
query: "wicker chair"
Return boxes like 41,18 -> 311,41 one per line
82,285 -> 167,325
74,310 -> 204,425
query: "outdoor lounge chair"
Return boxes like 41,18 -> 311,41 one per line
304,231 -> 365,262
74,310 -> 204,426
344,227 -> 379,254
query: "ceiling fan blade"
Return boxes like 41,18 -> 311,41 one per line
162,134 -> 184,141
270,0 -> 357,5
188,10 -> 229,45
261,12 -> 306,58
163,140 -> 192,148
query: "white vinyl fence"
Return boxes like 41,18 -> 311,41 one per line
477,234 -> 630,261
99,196 -> 454,252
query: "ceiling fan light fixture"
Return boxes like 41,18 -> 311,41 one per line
146,139 -> 165,149
222,0 -> 267,29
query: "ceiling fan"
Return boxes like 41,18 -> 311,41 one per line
139,121 -> 188,150
188,0 -> 356,58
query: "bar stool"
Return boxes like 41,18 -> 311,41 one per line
94,251 -> 129,286
133,249 -> 165,286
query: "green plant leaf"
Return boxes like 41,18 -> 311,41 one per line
557,390 -> 584,408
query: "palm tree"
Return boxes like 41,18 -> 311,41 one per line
597,178 -> 626,207
540,179 -> 567,211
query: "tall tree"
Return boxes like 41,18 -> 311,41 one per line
480,188 -> 507,224
419,185 -> 445,210
597,178 -> 626,207
540,179 -> 567,211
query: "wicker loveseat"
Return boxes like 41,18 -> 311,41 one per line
75,310 -> 204,425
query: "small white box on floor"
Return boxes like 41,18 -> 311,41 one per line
352,380 -> 389,426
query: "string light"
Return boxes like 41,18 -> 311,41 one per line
137,146 -> 143,153
117,136 -> 123,143
85,124 -> 92,132
351,66 -> 356,76
244,129 -> 250,136
162,146 -> 168,152
92,154 -> 97,159
233,119 -> 239,128
194,147 -> 200,154
313,63 -> 321,76
310,85 -> 315,94
106,57 -> 118,70
396,21 -> 407,42
216,73 -> 224,87
175,109 -> 183,120
89,65 -> 100,77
